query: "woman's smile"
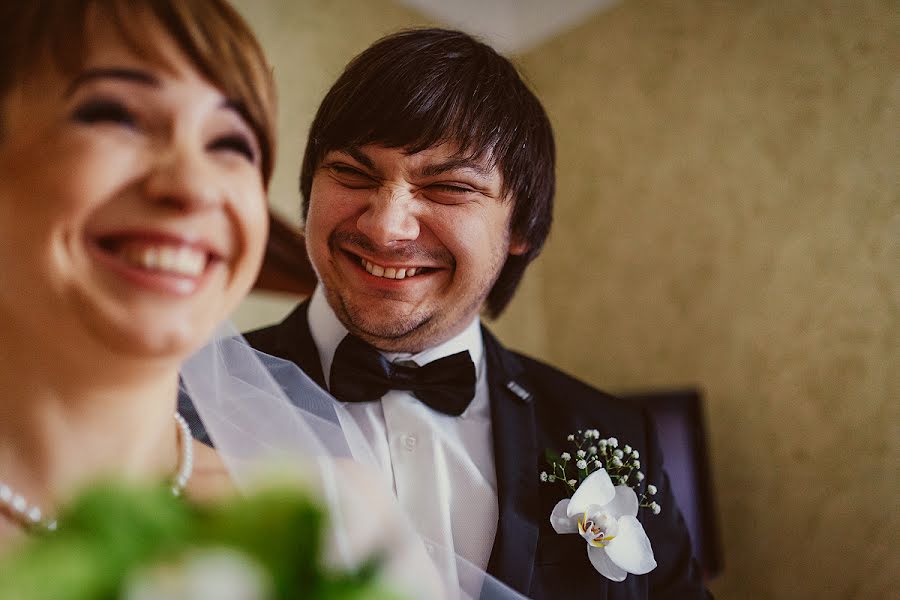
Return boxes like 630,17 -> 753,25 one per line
88,231 -> 227,296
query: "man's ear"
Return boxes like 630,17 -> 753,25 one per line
509,235 -> 530,256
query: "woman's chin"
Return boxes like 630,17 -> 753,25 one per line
121,326 -> 206,360
60,282 -> 240,367
85,308 -> 221,363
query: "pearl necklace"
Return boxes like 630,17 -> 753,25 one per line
0,412 -> 193,533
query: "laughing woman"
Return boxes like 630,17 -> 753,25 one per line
0,0 -> 274,543
0,5 -> 454,598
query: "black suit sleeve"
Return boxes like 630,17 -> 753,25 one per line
641,409 -> 712,599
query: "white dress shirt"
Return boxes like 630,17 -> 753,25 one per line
308,287 -> 499,572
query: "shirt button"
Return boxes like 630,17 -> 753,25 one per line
425,542 -> 435,554
401,434 -> 417,451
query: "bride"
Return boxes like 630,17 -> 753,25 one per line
0,0 -> 274,535
0,2 -> 525,598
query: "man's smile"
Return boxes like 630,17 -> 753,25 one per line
331,232 -> 451,286
339,247 -> 444,286
360,257 -> 422,280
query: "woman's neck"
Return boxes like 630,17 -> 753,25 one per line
0,335 -> 183,512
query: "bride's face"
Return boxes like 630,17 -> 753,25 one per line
0,20 -> 268,362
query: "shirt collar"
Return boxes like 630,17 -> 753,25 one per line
308,285 -> 484,388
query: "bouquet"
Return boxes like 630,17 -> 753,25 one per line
0,482 -> 399,600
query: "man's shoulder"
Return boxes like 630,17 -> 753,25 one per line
485,332 -> 646,432
242,301 -> 310,357
512,351 -> 614,400
243,321 -> 281,352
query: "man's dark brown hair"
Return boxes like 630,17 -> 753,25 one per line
300,28 -> 555,317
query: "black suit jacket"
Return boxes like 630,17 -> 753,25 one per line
237,301 -> 711,599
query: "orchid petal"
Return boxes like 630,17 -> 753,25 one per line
604,485 -> 640,519
604,516 -> 657,575
587,545 -> 628,582
567,469 -> 615,518
550,499 -> 578,534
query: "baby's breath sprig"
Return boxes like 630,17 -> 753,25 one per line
540,429 -> 662,514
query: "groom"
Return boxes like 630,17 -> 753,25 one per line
247,28 -> 709,599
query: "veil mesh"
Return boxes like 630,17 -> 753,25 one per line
179,323 -> 528,600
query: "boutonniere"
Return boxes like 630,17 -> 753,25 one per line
541,429 -> 660,582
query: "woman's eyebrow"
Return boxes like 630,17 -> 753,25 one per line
222,98 -> 256,130
65,67 -> 159,97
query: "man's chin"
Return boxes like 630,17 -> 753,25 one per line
346,312 -> 429,344
337,303 -> 434,350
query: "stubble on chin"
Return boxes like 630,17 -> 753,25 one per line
329,288 -> 435,351
318,233 -> 445,350
317,230 -> 500,352
323,281 -> 490,354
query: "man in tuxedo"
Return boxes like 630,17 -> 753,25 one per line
246,28 -> 710,599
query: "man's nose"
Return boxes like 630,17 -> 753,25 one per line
355,185 -> 420,246
142,145 -> 221,212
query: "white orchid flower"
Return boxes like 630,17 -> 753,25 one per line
550,469 -> 657,582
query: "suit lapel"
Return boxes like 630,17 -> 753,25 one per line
264,300 -> 327,389
483,327 -> 540,595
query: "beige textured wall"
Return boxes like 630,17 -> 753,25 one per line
500,1 -> 899,598
229,0 -> 431,328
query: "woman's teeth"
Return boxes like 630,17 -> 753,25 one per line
119,245 -> 207,277
361,258 -> 419,280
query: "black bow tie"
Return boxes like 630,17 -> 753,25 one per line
329,334 -> 477,416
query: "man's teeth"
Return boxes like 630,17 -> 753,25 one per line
361,258 -> 419,280
120,245 -> 207,277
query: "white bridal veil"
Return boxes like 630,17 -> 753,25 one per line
180,323 -> 528,600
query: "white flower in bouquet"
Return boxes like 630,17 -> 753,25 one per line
124,548 -> 270,600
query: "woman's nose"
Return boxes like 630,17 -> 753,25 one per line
355,186 -> 420,246
142,145 -> 221,212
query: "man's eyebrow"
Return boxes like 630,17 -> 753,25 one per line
65,67 -> 159,97
335,146 -> 377,171
417,157 -> 493,179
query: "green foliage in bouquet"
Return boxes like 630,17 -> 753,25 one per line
0,483 -> 400,600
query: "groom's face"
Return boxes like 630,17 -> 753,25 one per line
305,143 -> 527,352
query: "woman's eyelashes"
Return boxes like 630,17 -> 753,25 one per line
71,98 -> 137,128
72,97 -> 257,164
209,133 -> 258,163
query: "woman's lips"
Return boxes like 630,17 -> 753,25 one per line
115,242 -> 209,277
91,233 -> 223,295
